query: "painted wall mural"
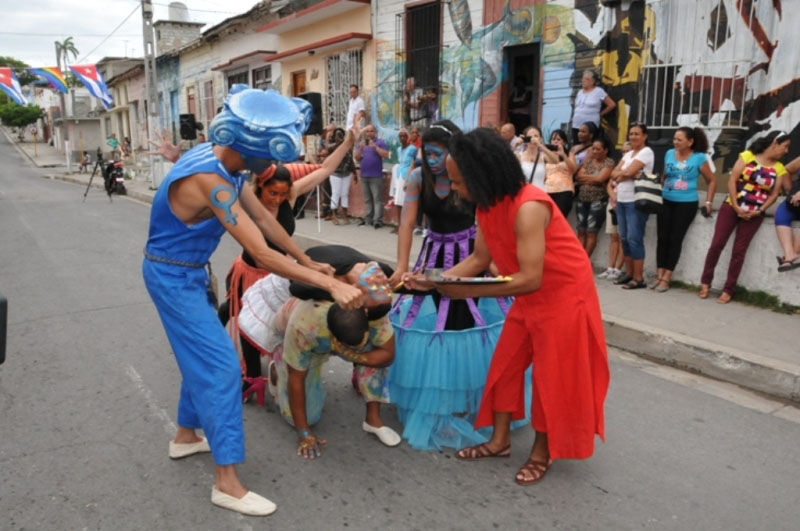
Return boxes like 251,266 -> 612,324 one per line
371,0 -> 800,170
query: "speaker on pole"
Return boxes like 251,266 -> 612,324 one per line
297,92 -> 323,135
179,113 -> 202,140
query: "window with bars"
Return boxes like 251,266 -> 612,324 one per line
252,66 -> 272,90
326,49 -> 363,127
202,80 -> 214,129
403,1 -> 441,127
638,0 -> 752,131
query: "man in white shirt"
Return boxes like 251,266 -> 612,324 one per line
346,84 -> 366,129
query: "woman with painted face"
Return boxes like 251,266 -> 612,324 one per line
700,130 -> 790,303
388,120 -> 516,451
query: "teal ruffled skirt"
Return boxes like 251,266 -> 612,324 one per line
389,296 -> 530,450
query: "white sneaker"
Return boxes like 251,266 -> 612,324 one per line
597,268 -> 614,279
608,268 -> 622,281
362,422 -> 401,447
211,487 -> 277,516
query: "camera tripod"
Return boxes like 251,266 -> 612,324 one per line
82,149 -> 113,202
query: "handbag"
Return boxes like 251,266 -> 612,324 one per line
634,172 -> 663,214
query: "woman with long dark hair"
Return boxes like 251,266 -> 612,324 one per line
387,120 -> 512,450
574,135 -> 614,257
700,130 -> 790,303
570,121 -> 599,166
653,127 -> 717,292
402,128 -> 609,485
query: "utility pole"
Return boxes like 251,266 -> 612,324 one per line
55,41 -> 72,172
141,0 -> 162,188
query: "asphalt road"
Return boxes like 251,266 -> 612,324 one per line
2,134 -> 800,530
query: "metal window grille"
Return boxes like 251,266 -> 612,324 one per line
639,0 -> 753,131
395,2 -> 442,127
227,71 -> 248,91
326,49 -> 363,127
202,80 -> 214,129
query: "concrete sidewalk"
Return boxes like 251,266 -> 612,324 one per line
33,159 -> 800,406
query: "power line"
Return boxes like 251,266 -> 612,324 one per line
0,32 -> 141,37
76,4 -> 140,64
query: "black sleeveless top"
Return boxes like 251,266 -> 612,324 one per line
242,200 -> 296,267
419,170 -> 475,234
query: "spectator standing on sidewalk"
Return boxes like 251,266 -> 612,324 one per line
574,136 -> 614,257
700,131 -> 790,303
610,123 -> 654,290
598,142 -> 629,281
327,128 -> 356,225
500,123 -> 524,153
388,128 -> 418,234
79,150 -> 91,173
355,124 -> 389,228
571,70 -> 616,144
346,84 -> 366,130
653,127 -> 717,292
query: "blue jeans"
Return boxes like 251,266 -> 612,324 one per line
616,201 -> 649,259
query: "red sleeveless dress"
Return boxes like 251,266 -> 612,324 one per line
474,185 -> 609,460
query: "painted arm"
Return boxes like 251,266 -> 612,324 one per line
197,174 -> 360,307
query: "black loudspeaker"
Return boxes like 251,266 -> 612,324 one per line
297,92 -> 323,135
179,113 -> 203,140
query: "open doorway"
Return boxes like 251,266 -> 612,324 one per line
504,43 -> 540,134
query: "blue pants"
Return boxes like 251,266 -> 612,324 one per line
616,201 -> 649,259
142,260 -> 244,465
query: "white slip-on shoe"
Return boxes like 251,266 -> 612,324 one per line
362,422 -> 401,447
169,437 -> 211,459
211,487 -> 277,517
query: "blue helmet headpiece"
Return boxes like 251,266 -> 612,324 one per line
208,84 -> 312,162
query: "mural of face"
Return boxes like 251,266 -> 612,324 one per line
424,143 -> 448,175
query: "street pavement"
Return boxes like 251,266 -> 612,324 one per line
10,129 -> 798,406
3,130 -> 800,529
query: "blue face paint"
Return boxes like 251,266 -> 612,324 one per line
423,144 -> 447,175
210,185 -> 238,225
357,261 -> 391,303
242,155 -> 273,175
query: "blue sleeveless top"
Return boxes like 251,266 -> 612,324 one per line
145,143 -> 247,266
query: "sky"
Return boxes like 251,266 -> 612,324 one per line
2,0 -> 265,68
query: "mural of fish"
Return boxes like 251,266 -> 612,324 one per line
449,0 -> 473,45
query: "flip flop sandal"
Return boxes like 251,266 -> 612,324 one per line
455,443 -> 511,460
515,458 -> 552,486
778,258 -> 800,272
716,292 -> 732,304
621,280 -> 646,290
614,275 -> 633,286
648,278 -> 663,290
698,285 -> 710,299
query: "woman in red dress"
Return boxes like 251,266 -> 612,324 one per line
403,128 -> 609,485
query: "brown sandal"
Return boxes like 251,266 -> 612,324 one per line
698,284 -> 710,299
716,292 -> 732,304
515,458 -> 552,486
455,443 -> 510,460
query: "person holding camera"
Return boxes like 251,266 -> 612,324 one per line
653,127 -> 717,292
543,130 -> 578,218
516,126 -> 547,190
355,125 -> 389,228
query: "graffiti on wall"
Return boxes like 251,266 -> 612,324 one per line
373,0 -> 800,169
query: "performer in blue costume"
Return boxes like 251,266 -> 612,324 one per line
388,120 -> 526,451
142,85 -> 362,517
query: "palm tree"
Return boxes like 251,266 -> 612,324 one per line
55,37 -> 79,86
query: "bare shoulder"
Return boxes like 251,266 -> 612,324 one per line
515,200 -> 551,231
169,172 -> 235,223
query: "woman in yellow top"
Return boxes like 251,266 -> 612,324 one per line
699,131 -> 790,303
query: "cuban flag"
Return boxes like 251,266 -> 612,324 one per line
69,64 -> 113,110
0,67 -> 28,105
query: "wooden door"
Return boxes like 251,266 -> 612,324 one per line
292,71 -> 306,96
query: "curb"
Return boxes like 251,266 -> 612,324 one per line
602,316 -> 800,404
45,173 -> 155,204
37,174 -> 800,406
